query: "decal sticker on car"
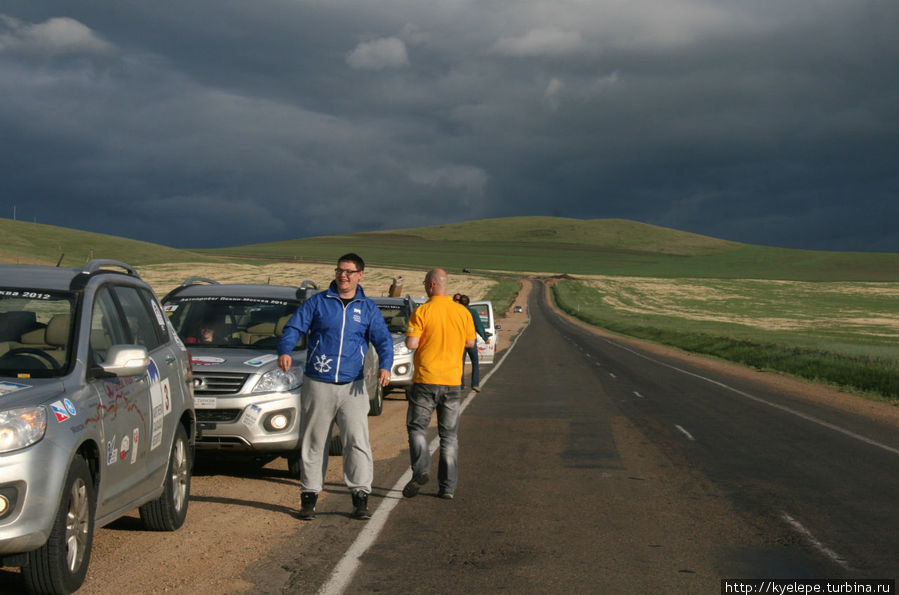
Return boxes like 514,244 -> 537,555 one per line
147,357 -> 170,450
0,381 -> 30,395
191,356 -> 226,366
119,434 -> 130,461
106,436 -> 117,465
63,398 -> 77,416
131,428 -> 140,464
50,401 -> 70,422
150,300 -> 166,330
244,354 -> 278,367
242,404 -> 262,428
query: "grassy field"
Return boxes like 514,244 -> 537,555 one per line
3,215 -> 897,401
202,217 -> 899,282
552,277 -> 899,401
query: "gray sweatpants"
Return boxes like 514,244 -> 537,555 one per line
299,377 -> 373,494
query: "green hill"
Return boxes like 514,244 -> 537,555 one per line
4,215 -> 899,281
0,218 -> 212,267
204,217 -> 899,281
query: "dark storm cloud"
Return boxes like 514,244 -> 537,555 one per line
1,1 -> 897,251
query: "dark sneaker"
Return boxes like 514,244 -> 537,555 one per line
298,492 -> 317,520
437,490 -> 454,500
352,490 -> 371,520
402,473 -> 429,498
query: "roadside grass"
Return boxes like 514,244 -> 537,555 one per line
481,277 -> 522,316
551,278 -> 899,402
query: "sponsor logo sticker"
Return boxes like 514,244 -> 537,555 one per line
50,401 -> 70,422
244,354 -> 278,367
0,381 -> 30,395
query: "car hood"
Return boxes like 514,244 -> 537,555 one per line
0,377 -> 67,409
188,347 -> 305,373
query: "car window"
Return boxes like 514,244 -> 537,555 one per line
164,296 -> 304,349
0,288 -> 74,377
90,286 -> 130,364
114,286 -> 164,351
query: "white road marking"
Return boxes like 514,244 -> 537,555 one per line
605,340 -> 899,457
609,372 -> 617,379
318,317 -> 530,595
675,425 -> 695,441
781,512 -> 851,570
633,391 -> 644,399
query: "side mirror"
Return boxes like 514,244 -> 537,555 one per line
98,345 -> 151,377
494,325 -> 501,331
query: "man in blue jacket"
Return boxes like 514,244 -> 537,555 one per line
278,253 -> 393,520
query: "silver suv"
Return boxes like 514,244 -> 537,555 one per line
161,278 -> 318,473
0,260 -> 195,594
370,295 -> 417,400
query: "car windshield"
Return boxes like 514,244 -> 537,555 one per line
0,288 -> 75,378
164,296 -> 305,350
375,302 -> 410,334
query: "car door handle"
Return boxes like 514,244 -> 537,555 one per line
165,354 -> 177,365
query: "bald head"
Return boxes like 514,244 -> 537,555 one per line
424,268 -> 448,297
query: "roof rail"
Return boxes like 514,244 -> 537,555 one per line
82,260 -> 139,277
297,279 -> 319,300
178,277 -> 220,287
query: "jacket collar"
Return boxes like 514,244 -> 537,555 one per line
325,281 -> 365,301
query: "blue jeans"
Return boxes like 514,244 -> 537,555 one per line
462,345 -> 479,388
406,383 -> 462,494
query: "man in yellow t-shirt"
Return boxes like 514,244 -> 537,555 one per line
403,268 -> 476,499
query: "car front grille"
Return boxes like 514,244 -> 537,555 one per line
196,408 -> 243,423
194,372 -> 250,396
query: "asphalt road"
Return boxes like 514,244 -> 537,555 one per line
287,279 -> 899,593
3,279 -> 897,593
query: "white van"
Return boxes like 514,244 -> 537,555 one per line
469,300 -> 498,364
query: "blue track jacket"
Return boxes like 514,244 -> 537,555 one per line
277,282 -> 394,383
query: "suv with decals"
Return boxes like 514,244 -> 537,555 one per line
370,295 -> 418,402
161,278 -> 323,472
0,260 -> 195,594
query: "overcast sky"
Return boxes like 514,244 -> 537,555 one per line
1,1 -> 897,252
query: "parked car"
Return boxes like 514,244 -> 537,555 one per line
161,277 -> 328,472
370,295 -> 418,397
469,300 -> 498,364
513,305 -> 523,313
0,260 -> 195,594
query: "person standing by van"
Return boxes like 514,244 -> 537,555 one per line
278,253 -> 393,520
456,294 -> 489,392
403,269 -> 475,500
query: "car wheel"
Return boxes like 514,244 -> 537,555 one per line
23,455 -> 95,595
328,433 -> 343,457
368,382 -> 383,416
139,424 -> 191,531
286,450 -> 302,479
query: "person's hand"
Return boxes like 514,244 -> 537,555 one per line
378,368 -> 391,387
278,354 -> 292,372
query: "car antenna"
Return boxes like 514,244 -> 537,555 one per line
56,253 -> 65,267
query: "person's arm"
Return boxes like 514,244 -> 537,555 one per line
277,300 -> 313,371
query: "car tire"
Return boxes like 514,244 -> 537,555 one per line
23,454 -> 95,595
368,383 -> 383,416
286,449 -> 302,479
139,424 -> 191,531
328,433 -> 343,457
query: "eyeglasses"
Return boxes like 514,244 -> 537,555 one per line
335,268 -> 360,276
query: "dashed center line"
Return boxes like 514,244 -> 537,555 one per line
781,512 -> 851,570
633,391 -> 645,399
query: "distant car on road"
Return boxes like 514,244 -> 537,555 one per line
161,277 -> 320,473
0,260 -> 195,594
371,296 -> 418,397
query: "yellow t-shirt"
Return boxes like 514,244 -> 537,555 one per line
406,296 -> 476,385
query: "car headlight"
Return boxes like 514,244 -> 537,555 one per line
252,369 -> 302,393
0,406 -> 48,454
394,343 -> 411,356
